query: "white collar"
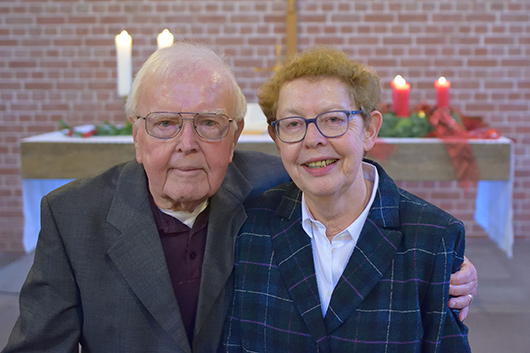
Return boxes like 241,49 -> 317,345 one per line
159,199 -> 209,228
302,162 -> 379,242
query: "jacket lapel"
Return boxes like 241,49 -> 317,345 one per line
193,162 -> 252,340
105,162 -> 191,353
324,220 -> 402,333
270,185 -> 331,352
324,162 -> 403,333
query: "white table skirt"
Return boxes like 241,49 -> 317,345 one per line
22,178 -> 74,252
22,176 -> 514,257
474,140 -> 514,257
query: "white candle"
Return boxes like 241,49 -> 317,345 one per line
115,30 -> 132,97
157,29 -> 174,50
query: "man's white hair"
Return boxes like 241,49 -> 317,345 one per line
125,41 -> 246,124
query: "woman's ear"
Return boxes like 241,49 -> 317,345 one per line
267,125 -> 277,142
363,111 -> 382,152
268,125 -> 282,154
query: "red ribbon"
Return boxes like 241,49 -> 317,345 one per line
428,107 -> 500,187
373,105 -> 501,188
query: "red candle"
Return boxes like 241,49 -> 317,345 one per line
434,76 -> 451,109
391,75 -> 411,117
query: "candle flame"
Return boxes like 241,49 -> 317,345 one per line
438,76 -> 447,85
393,75 -> 407,88
116,30 -> 132,45
157,29 -> 174,49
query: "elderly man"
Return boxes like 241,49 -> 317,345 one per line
3,43 -> 476,353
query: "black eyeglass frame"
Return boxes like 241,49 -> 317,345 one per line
136,111 -> 234,141
270,110 -> 363,143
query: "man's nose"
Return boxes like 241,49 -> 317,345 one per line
176,119 -> 199,152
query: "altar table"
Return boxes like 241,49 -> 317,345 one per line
19,106 -> 514,257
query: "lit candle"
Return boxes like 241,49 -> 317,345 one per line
434,76 -> 451,109
391,75 -> 411,117
157,29 -> 174,50
115,30 -> 132,97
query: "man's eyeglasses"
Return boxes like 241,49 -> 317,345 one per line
137,112 -> 233,140
271,110 -> 363,143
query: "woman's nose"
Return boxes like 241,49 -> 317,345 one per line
303,122 -> 327,147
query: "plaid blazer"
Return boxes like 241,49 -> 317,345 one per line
221,161 -> 470,353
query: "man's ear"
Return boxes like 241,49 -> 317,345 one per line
363,111 -> 382,152
228,119 -> 245,162
234,119 -> 245,144
130,116 -> 143,163
130,116 -> 138,142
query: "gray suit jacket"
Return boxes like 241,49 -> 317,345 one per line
3,150 -> 289,353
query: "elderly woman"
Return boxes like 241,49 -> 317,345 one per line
221,47 -> 470,352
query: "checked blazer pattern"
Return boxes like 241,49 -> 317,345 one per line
221,160 -> 470,353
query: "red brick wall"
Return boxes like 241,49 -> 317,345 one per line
1,0 -> 529,252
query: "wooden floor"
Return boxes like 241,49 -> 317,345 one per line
1,238 -> 529,352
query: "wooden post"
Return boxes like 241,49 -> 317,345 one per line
286,0 -> 297,60
254,0 -> 298,72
